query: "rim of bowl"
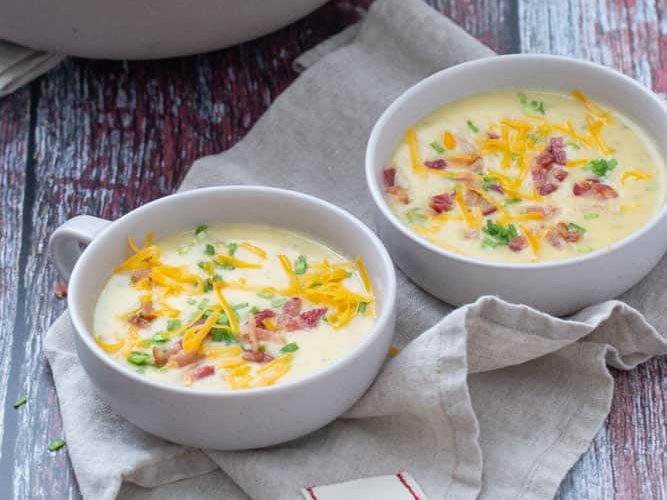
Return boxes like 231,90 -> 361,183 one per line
68,185 -> 397,398
366,53 -> 667,270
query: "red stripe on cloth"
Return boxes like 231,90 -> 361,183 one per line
306,486 -> 318,500
396,472 -> 421,500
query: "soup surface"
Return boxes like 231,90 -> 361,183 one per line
93,224 -> 376,390
383,90 -> 665,262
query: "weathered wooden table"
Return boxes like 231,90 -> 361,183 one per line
0,1 -> 664,498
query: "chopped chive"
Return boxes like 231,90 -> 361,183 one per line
47,439 -> 66,452
567,142 -> 581,150
578,245 -> 593,254
257,290 -> 275,299
294,255 -> 308,275
233,302 -> 249,310
482,237 -> 500,249
271,298 -> 288,308
584,213 -> 599,220
405,207 -> 426,224
518,92 -> 545,115
504,198 -> 521,205
211,327 -> 236,344
202,309 -> 213,318
357,302 -> 367,314
251,306 -> 260,314
177,245 -> 192,255
166,319 -> 181,332
127,351 -> 150,366
203,279 -> 213,292
13,396 -> 27,409
466,120 -> 479,133
205,244 -> 215,256
583,158 -> 617,177
195,224 -> 208,241
212,273 -> 222,282
217,313 -> 230,326
186,298 -> 197,305
258,345 -> 267,353
227,242 -> 238,256
197,298 -> 210,310
569,222 -> 587,234
151,333 -> 168,344
430,141 -> 445,154
280,342 -> 299,353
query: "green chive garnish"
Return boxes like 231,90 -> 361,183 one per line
205,244 -> 215,256
257,290 -> 275,299
151,333 -> 168,344
177,245 -> 192,255
504,198 -> 521,205
578,246 -> 593,253
195,224 -> 208,241
258,345 -> 267,353
211,327 -> 236,344
227,243 -> 238,256
405,207 -> 426,224
466,120 -> 479,133
518,93 -> 545,115
280,342 -> 299,353
357,302 -> 367,314
233,302 -> 249,310
186,298 -> 197,305
270,298 -> 287,308
430,141 -> 445,153
48,439 -> 66,452
166,319 -> 181,332
13,396 -> 27,409
127,351 -> 150,366
584,213 -> 599,220
294,255 -> 308,275
251,306 -> 260,314
197,298 -> 210,310
583,158 -> 617,177
217,313 -> 230,326
568,222 -> 587,234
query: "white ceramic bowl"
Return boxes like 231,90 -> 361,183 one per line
0,0 -> 328,59
49,186 -> 396,449
366,54 -> 667,316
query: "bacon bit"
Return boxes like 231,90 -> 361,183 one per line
279,315 -> 304,332
300,308 -> 328,328
429,192 -> 454,214
241,316 -> 259,351
553,169 -> 568,182
254,309 -> 276,328
140,301 -> 157,321
191,364 -> 215,381
424,159 -> 447,170
508,235 -> 528,252
539,183 -> 557,196
128,316 -> 152,329
130,269 -> 151,284
54,281 -> 68,299
487,131 -> 500,140
556,222 -> 582,243
282,297 -> 302,317
386,186 -> 410,204
573,181 -> 618,199
465,189 -> 496,215
488,183 -> 504,195
242,350 -> 274,363
383,168 -> 396,187
525,205 -> 560,219
550,137 -> 567,165
152,346 -> 168,368
463,229 -> 480,239
546,228 -> 564,249
166,340 -> 202,367
256,328 -> 282,342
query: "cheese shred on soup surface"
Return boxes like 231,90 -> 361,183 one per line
93,225 -> 376,390
383,90 -> 665,262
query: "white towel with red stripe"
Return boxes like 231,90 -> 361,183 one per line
44,0 -> 667,499
0,41 -> 62,96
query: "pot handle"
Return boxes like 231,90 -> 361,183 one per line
49,215 -> 111,280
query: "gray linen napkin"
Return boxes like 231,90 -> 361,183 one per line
0,41 -> 63,96
44,0 -> 667,499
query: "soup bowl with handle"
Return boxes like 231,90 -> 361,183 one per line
49,186 -> 396,449
366,54 -> 667,316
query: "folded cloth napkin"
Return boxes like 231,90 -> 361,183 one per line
44,0 -> 667,499
0,41 -> 63,96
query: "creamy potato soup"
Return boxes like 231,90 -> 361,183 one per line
93,224 -> 376,390
384,90 -> 665,262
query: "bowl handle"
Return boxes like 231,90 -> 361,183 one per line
49,215 -> 111,280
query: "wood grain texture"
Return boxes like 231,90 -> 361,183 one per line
519,1 -> 667,499
0,0 -> 664,499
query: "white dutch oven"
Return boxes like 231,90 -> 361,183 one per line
366,54 -> 667,316
0,0 -> 328,59
49,186 -> 396,449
